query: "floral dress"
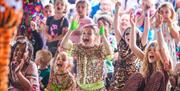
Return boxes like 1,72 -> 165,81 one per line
110,33 -> 144,91
71,44 -> 110,91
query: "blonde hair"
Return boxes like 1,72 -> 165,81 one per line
54,0 -> 68,14
157,2 -> 176,20
44,3 -> 54,9
53,52 -> 72,73
36,50 -> 52,66
140,41 -> 162,78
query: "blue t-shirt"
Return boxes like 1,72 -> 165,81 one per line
138,25 -> 154,41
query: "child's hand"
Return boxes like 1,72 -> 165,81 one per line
155,13 -> 163,29
70,15 -> 79,31
166,17 -> 173,27
115,1 -> 121,12
15,59 -> 24,73
130,13 -> 137,27
99,26 -> 105,36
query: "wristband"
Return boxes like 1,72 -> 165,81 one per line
99,26 -> 105,36
168,25 -> 173,31
70,20 -> 79,31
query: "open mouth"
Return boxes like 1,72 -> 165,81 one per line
57,64 -> 63,67
57,7 -> 60,10
149,55 -> 155,59
83,39 -> 90,43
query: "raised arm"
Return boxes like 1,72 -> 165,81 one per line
102,34 -> 113,57
156,14 -> 172,71
130,14 -> 145,60
141,11 -> 149,46
114,2 -> 122,42
60,16 -> 79,50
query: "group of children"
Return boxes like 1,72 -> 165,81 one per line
8,0 -> 180,91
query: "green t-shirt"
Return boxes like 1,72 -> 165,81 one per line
39,67 -> 50,89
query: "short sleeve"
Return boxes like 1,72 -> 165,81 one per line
46,16 -> 53,26
62,17 -> 69,28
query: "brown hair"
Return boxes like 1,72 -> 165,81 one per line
141,41 -> 162,78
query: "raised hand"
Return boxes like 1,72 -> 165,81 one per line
115,1 -> 121,12
70,15 -> 79,31
155,13 -> 163,29
130,13 -> 137,27
99,26 -> 105,36
166,17 -> 173,27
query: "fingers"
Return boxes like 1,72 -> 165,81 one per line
115,1 -> 121,12
115,1 -> 121,9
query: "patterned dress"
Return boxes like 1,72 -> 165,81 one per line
110,32 -> 144,91
46,72 -> 75,91
71,44 -> 110,91
162,23 -> 177,67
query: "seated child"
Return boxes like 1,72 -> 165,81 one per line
45,52 -> 76,91
35,50 -> 52,91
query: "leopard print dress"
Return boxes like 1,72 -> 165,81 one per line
110,33 -> 144,91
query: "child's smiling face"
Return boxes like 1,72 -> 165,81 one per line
55,52 -> 69,73
81,26 -> 96,47
54,0 -> 65,14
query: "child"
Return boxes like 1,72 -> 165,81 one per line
93,0 -> 113,24
8,36 -> 40,91
110,2 -> 148,91
61,18 -> 112,90
70,0 -> 93,43
35,50 -> 52,91
45,0 -> 69,56
122,12 -> 172,91
156,2 -> 179,68
45,52 -> 76,91
97,15 -> 117,90
28,21 -> 43,57
43,4 -> 54,18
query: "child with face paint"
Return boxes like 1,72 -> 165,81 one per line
122,12 -> 172,91
60,16 -> 112,90
45,52 -> 76,91
9,36 -> 40,91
